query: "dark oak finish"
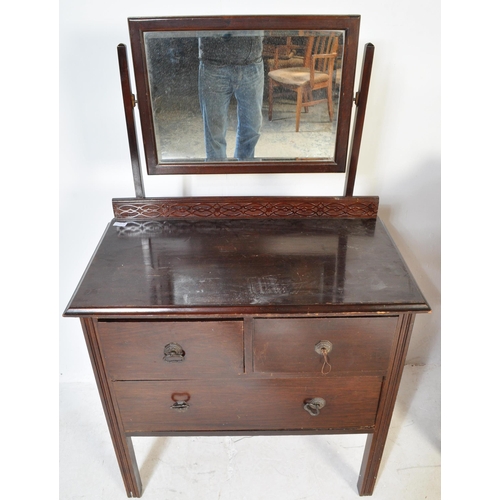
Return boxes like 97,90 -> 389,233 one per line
117,44 -> 144,198
65,217 -> 429,497
98,320 -> 244,380
65,218 -> 428,317
253,316 -> 398,374
127,15 -> 360,175
344,43 -> 375,196
80,318 -> 142,497
357,313 -> 417,495
64,14 -> 430,499
114,376 -> 383,433
112,196 -> 379,220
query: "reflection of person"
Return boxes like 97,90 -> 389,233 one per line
198,32 -> 264,160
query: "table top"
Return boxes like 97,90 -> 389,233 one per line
64,217 -> 429,317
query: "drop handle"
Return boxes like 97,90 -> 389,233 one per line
170,401 -> 190,412
303,397 -> 326,416
315,340 -> 332,375
163,342 -> 185,362
170,392 -> 190,412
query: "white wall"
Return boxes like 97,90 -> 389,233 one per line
59,0 -> 440,382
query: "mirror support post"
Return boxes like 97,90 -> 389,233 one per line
118,44 -> 145,199
344,43 -> 374,197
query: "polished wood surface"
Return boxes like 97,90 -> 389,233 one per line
253,316 -> 398,374
112,196 -> 379,220
117,44 -> 144,198
65,215 -> 429,497
64,217 -> 428,316
113,376 -> 383,433
344,43 -> 375,196
127,15 -> 360,175
66,13 -> 430,498
358,313 -> 417,495
80,317 -> 142,498
99,320 -> 244,380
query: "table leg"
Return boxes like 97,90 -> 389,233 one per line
80,318 -> 143,497
357,313 -> 416,495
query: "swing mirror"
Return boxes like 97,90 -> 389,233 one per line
128,15 -> 360,174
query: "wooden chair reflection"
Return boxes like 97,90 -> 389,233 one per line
268,35 -> 339,132
264,36 -> 307,70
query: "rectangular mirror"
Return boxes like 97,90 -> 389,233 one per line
128,16 -> 360,175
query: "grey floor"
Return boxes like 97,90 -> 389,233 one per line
152,68 -> 340,162
59,363 -> 440,499
156,97 -> 338,161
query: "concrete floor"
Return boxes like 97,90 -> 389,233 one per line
59,363 -> 440,499
154,94 -> 338,162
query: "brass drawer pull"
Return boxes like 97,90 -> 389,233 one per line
163,342 -> 185,362
315,340 -> 332,375
303,397 -> 326,416
170,400 -> 190,412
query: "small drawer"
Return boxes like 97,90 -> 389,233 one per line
253,317 -> 398,374
97,320 -> 243,380
114,376 -> 383,433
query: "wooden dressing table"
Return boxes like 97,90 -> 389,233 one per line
64,15 -> 429,497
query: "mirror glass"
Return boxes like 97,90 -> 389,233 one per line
128,16 -> 360,174
144,30 -> 344,162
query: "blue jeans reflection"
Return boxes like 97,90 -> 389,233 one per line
199,61 -> 264,160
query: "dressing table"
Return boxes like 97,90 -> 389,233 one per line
64,15 -> 430,497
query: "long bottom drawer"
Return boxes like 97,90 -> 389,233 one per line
114,377 -> 383,433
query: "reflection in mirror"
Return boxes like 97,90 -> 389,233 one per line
144,30 -> 344,163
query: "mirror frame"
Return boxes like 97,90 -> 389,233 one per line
128,15 -> 360,175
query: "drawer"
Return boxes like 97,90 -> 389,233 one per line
253,317 -> 398,374
97,320 -> 243,380
114,376 -> 383,433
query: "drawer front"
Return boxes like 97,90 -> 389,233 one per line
98,320 -> 243,380
253,317 -> 398,374
114,376 -> 382,433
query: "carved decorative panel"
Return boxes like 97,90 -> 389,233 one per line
112,197 -> 379,220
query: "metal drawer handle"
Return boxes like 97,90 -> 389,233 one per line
170,392 -> 190,412
315,340 -> 332,375
163,342 -> 185,362
304,397 -> 326,416
170,401 -> 190,412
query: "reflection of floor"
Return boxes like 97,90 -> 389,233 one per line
153,91 -> 338,161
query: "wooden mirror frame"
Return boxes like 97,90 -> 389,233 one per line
127,15 -> 361,175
